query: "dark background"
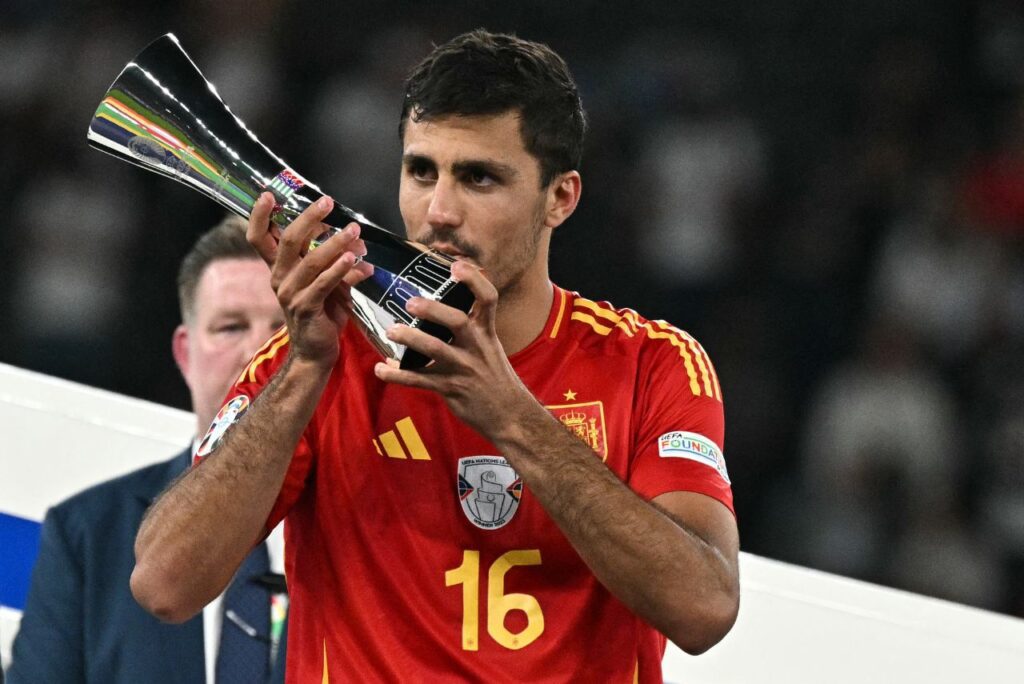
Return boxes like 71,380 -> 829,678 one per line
3,1 -> 1023,616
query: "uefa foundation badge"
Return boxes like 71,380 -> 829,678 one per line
457,456 -> 523,530
657,431 -> 730,483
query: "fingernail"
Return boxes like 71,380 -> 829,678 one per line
318,196 -> 332,211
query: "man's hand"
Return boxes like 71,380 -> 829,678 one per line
247,192 -> 373,368
373,261 -> 535,440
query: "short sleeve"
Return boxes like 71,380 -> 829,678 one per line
627,325 -> 733,515
193,327 -> 315,531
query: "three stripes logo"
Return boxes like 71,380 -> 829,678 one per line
374,417 -> 431,460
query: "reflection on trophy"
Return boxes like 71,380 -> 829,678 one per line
86,33 -> 472,369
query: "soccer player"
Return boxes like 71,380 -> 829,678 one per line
132,30 -> 739,682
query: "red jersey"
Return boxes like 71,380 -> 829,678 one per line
217,285 -> 731,683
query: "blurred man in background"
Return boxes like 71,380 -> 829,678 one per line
7,216 -> 288,683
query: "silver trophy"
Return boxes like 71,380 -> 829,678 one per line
87,34 -> 472,369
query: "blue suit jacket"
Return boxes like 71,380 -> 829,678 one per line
7,450 -> 286,683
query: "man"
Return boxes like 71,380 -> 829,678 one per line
132,30 -> 739,682
7,217 -> 288,683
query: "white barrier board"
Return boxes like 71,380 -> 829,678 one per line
2,362 -> 1023,681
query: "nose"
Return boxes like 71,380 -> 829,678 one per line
425,176 -> 463,230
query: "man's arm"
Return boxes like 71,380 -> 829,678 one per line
375,263 -> 739,654
6,509 -> 85,682
482,404 -> 738,654
132,194 -> 370,622
131,355 -> 330,622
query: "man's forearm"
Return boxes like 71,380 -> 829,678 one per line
131,356 -> 329,622
494,401 -> 739,654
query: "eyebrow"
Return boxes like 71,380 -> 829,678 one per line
402,153 -> 519,181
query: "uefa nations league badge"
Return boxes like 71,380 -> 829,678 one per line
457,456 -> 523,530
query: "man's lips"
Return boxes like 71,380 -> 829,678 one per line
429,243 -> 470,259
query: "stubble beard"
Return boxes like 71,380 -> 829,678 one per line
409,201 -> 549,303
493,202 -> 549,303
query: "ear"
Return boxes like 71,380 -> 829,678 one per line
544,171 -> 582,230
172,324 -> 190,380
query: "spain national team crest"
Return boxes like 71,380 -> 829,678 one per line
194,395 -> 249,461
546,400 -> 608,461
457,456 -> 523,530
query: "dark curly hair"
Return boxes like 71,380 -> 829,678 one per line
400,29 -> 586,187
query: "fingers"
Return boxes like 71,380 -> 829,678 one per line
405,296 -> 467,333
275,195 -> 337,275
385,322 -> 460,367
299,252 -> 363,315
301,224 -> 362,276
386,260 -> 497,367
451,261 -> 498,328
247,192 -> 279,266
374,360 -> 439,392
398,260 -> 495,341
276,224 -> 366,305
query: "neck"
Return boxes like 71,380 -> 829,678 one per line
495,270 -> 553,356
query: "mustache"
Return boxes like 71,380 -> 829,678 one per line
417,230 -> 480,260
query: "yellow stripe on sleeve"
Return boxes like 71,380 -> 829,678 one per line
572,299 -> 638,335
674,325 -> 722,401
571,300 -> 637,337
236,327 -> 289,384
659,323 -> 713,398
245,333 -> 290,384
641,326 -> 702,396
572,297 -> 621,323
570,310 -> 614,335
569,299 -> 722,399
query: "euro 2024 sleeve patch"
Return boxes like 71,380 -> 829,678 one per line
658,431 -> 730,484
194,395 -> 250,462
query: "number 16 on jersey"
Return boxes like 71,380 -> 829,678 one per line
445,550 -> 545,651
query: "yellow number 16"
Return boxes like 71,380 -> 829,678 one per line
445,549 -> 545,651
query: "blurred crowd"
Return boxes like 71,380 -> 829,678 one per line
2,1 -> 1022,617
